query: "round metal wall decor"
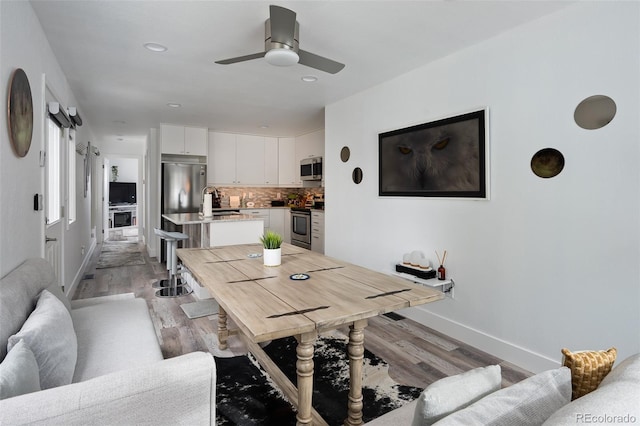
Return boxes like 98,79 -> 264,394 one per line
352,167 -> 363,184
531,148 -> 565,178
574,95 -> 616,130
340,146 -> 351,162
7,68 -> 34,157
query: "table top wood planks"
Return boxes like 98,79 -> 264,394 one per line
176,243 -> 444,425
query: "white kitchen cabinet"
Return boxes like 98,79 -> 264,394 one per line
295,130 -> 324,161
161,124 -> 207,155
311,210 -> 324,254
184,126 -> 208,156
284,208 -> 291,244
278,137 -> 298,186
236,135 -> 265,185
209,132 -> 281,186
294,130 -> 324,185
268,208 -> 285,237
240,209 -> 270,233
208,132 -> 236,184
264,137 -> 278,185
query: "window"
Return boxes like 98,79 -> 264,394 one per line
46,117 -> 61,224
67,129 -> 76,224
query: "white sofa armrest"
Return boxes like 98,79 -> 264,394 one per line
0,352 -> 216,425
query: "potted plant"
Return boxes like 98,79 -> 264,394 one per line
260,230 -> 283,266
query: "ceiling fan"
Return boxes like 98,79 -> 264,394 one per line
215,5 -> 345,74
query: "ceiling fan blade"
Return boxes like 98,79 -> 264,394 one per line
269,5 -> 297,47
215,52 -> 266,65
298,50 -> 345,74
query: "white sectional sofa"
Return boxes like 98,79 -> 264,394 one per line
366,353 -> 640,426
0,258 -> 217,425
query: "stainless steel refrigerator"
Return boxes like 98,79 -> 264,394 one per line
161,162 -> 206,261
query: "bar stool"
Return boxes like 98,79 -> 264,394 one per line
154,228 -> 191,298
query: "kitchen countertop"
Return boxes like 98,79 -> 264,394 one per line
162,212 -> 264,225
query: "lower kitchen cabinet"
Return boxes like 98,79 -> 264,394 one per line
269,208 -> 285,237
238,208 -> 286,238
284,208 -> 291,244
240,209 -> 270,234
311,210 -> 324,254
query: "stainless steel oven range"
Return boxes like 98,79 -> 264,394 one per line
291,208 -> 311,250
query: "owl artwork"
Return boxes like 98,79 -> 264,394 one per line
379,115 -> 484,196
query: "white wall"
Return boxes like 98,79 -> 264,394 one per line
0,1 -> 97,288
108,157 -> 138,182
325,2 -> 639,373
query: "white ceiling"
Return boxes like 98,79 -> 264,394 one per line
30,1 -> 570,145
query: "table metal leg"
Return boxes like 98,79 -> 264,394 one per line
296,331 -> 317,426
218,306 -> 229,350
345,319 -> 368,426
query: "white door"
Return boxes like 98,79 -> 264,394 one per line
44,103 -> 65,290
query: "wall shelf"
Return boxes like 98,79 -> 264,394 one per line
391,271 -> 455,298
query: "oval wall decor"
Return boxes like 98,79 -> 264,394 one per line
531,148 -> 565,178
352,167 -> 363,184
340,146 -> 351,162
574,95 -> 616,130
7,68 -> 34,157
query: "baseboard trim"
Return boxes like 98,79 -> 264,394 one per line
66,238 -> 97,299
147,244 -> 156,259
398,305 -> 560,374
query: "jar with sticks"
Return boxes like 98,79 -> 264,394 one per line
435,250 -> 447,280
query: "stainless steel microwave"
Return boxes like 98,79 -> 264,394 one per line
300,157 -> 322,181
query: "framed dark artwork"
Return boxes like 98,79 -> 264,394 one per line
7,68 -> 34,157
379,109 -> 488,198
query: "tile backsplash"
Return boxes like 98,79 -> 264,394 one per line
213,186 -> 324,208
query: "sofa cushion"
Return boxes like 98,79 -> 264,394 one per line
0,259 -> 58,361
412,365 -> 501,426
433,367 -> 571,426
71,297 -> 163,382
7,290 -> 77,389
0,339 -> 41,399
561,347 -> 617,400
543,354 -> 640,425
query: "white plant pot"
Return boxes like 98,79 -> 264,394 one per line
263,248 -> 281,267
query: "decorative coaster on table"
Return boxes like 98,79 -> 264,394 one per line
290,273 -> 310,281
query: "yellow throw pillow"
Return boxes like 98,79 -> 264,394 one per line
561,347 -> 617,400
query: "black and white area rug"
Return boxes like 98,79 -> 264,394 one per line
96,241 -> 146,269
215,331 -> 421,425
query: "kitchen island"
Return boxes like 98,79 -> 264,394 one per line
162,211 -> 264,248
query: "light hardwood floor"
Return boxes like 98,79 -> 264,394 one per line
72,241 -> 532,389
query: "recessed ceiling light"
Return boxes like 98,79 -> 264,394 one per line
301,75 -> 318,82
166,103 -> 182,108
144,42 -> 168,52
260,125 -> 269,129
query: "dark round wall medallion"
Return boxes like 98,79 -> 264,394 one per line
352,167 -> 363,184
7,68 -> 34,158
574,95 -> 616,130
340,146 -> 351,162
531,148 -> 565,178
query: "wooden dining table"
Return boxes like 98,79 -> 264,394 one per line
176,243 -> 444,426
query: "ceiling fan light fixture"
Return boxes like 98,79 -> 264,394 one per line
265,48 -> 299,67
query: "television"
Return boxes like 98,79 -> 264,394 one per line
109,182 -> 136,204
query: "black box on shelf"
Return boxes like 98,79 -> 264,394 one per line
395,264 -> 436,280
